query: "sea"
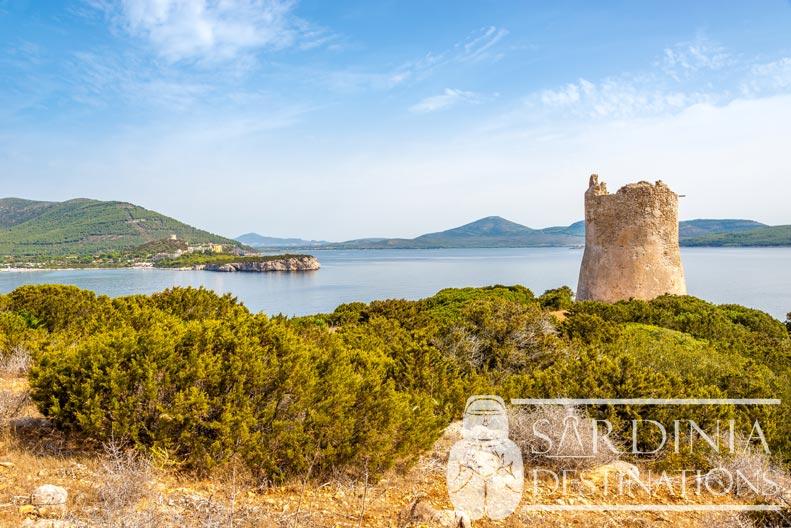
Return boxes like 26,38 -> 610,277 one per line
1,247 -> 789,320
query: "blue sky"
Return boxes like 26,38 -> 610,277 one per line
2,1 -> 791,240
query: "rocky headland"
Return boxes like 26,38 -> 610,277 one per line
195,255 -> 320,272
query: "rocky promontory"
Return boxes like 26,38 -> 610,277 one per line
196,255 -> 320,272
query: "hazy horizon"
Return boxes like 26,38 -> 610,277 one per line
3,1 -> 791,240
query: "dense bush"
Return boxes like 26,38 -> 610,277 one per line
25,286 -> 450,482
538,286 -> 575,311
7,283 -> 791,481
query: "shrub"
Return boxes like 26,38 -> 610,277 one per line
538,286 -> 575,311
7,284 -> 113,333
28,288 -> 448,482
438,297 -> 561,376
509,405 -> 619,471
18,283 -> 791,484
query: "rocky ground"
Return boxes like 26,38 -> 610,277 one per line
0,371 -> 784,527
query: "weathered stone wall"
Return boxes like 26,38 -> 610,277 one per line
576,175 -> 686,302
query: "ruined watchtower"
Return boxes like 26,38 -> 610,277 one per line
576,175 -> 686,302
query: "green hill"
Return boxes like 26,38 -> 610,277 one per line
335,216 -> 586,248
327,216 -> 772,249
678,219 -> 767,239
682,225 -> 791,247
0,198 -> 240,257
0,198 -> 61,229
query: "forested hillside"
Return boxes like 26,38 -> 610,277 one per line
0,198 -> 239,256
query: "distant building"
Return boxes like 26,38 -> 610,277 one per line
212,244 -> 223,253
169,234 -> 178,240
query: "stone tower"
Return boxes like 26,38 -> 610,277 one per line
576,175 -> 686,302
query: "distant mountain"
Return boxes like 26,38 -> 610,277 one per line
417,216 -> 533,240
678,219 -> 768,239
0,198 -> 240,257
327,216 -> 774,249
233,216 -> 778,251
682,225 -> 791,247
333,216 -> 585,249
235,233 -> 331,248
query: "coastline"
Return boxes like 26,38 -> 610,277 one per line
1,255 -> 321,273
0,266 -> 155,272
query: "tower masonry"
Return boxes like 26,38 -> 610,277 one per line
576,174 -> 687,302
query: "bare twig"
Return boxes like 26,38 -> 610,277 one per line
357,459 -> 369,528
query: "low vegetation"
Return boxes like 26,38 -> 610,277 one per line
154,253 -> 313,268
1,283 -> 791,525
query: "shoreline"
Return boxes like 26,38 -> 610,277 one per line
1,266 -> 151,272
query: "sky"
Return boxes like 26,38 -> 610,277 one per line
1,1 -> 791,241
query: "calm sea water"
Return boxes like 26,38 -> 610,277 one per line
1,248 -> 789,320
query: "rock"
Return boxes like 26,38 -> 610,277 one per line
31,484 -> 68,515
9,417 -> 52,432
587,460 -> 640,482
20,520 -> 75,528
401,498 -> 472,527
200,256 -> 321,273
577,175 -> 686,302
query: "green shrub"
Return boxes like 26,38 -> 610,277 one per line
538,286 -> 575,311
8,284 -> 113,333
28,287 -> 448,481
18,283 -> 791,481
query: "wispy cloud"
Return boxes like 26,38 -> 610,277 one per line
536,76 -> 710,120
661,37 -> 730,80
409,88 -> 481,114
319,68 -> 412,93
743,57 -> 791,95
86,0 -> 337,64
316,26 -> 510,94
484,35 -> 791,137
528,38 -> 740,121
457,26 -> 509,63
69,49 -> 213,109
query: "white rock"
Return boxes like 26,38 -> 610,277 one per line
21,520 -> 74,528
31,484 -> 68,508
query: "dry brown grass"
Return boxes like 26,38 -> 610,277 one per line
509,405 -> 621,471
4,371 -> 791,527
0,345 -> 31,377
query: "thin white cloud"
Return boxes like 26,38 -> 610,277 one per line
291,25 -> 509,95
661,37 -> 730,80
70,50 -> 214,109
410,88 -> 480,114
88,0 -> 337,63
521,38 -> 790,123
459,26 -> 509,63
743,57 -> 791,95
536,76 -> 709,120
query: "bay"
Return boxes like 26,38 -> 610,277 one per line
1,247 -> 789,320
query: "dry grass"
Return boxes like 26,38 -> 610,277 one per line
3,371 -> 790,527
509,405 -> 621,471
0,345 -> 32,377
